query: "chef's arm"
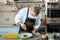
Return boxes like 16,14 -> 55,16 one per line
17,21 -> 23,26
34,18 -> 41,30
32,18 -> 41,34
15,11 -> 25,26
15,9 -> 27,30
15,9 -> 23,24
17,22 -> 27,31
34,14 -> 41,30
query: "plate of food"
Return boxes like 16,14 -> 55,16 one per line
19,32 -> 32,38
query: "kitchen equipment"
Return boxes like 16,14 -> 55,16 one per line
47,8 -> 60,18
47,8 -> 60,24
47,23 -> 60,33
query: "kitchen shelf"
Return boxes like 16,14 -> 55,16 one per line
0,11 -> 18,12
14,1 -> 44,3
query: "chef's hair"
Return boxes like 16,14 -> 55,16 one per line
33,7 -> 40,15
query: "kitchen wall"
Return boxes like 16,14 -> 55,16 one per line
0,2 -> 46,25
0,0 -> 44,2
0,0 -> 14,2
0,0 -> 46,35
0,3 -> 18,25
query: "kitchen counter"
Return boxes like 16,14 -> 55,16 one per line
0,35 -> 41,40
0,32 -> 60,40
0,25 -> 46,35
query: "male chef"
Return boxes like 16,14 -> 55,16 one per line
15,7 -> 41,34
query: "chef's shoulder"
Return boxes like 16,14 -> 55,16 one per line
36,14 -> 42,19
18,7 -> 28,14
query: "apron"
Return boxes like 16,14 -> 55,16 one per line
18,8 -> 36,34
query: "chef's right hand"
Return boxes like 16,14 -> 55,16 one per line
20,23 -> 27,31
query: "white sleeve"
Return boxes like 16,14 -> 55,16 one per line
34,14 -> 41,30
15,9 -> 24,24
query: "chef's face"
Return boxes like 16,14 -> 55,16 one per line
30,8 -> 38,17
31,11 -> 37,17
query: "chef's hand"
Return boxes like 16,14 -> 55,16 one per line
32,29 -> 36,35
18,22 -> 27,31
20,23 -> 27,31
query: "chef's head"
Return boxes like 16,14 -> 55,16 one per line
30,7 -> 40,17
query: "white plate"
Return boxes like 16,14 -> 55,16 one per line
19,33 -> 32,38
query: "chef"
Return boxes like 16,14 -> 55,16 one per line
15,7 -> 41,34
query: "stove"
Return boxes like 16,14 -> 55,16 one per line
47,23 -> 60,33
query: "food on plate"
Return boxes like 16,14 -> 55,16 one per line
19,33 -> 32,38
24,35 -> 27,37
22,35 -> 28,38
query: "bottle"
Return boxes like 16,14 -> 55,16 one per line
43,15 -> 46,26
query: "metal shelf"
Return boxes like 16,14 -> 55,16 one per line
14,1 -> 44,3
0,10 -> 18,12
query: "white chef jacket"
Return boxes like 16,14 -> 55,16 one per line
15,7 -> 41,30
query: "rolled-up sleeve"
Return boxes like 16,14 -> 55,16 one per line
15,9 -> 23,24
34,14 -> 41,30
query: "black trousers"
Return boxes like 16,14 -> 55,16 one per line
18,26 -> 24,34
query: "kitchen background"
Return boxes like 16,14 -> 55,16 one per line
0,0 -> 46,35
0,0 -> 60,35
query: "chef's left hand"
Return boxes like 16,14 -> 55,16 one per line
32,29 -> 36,35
